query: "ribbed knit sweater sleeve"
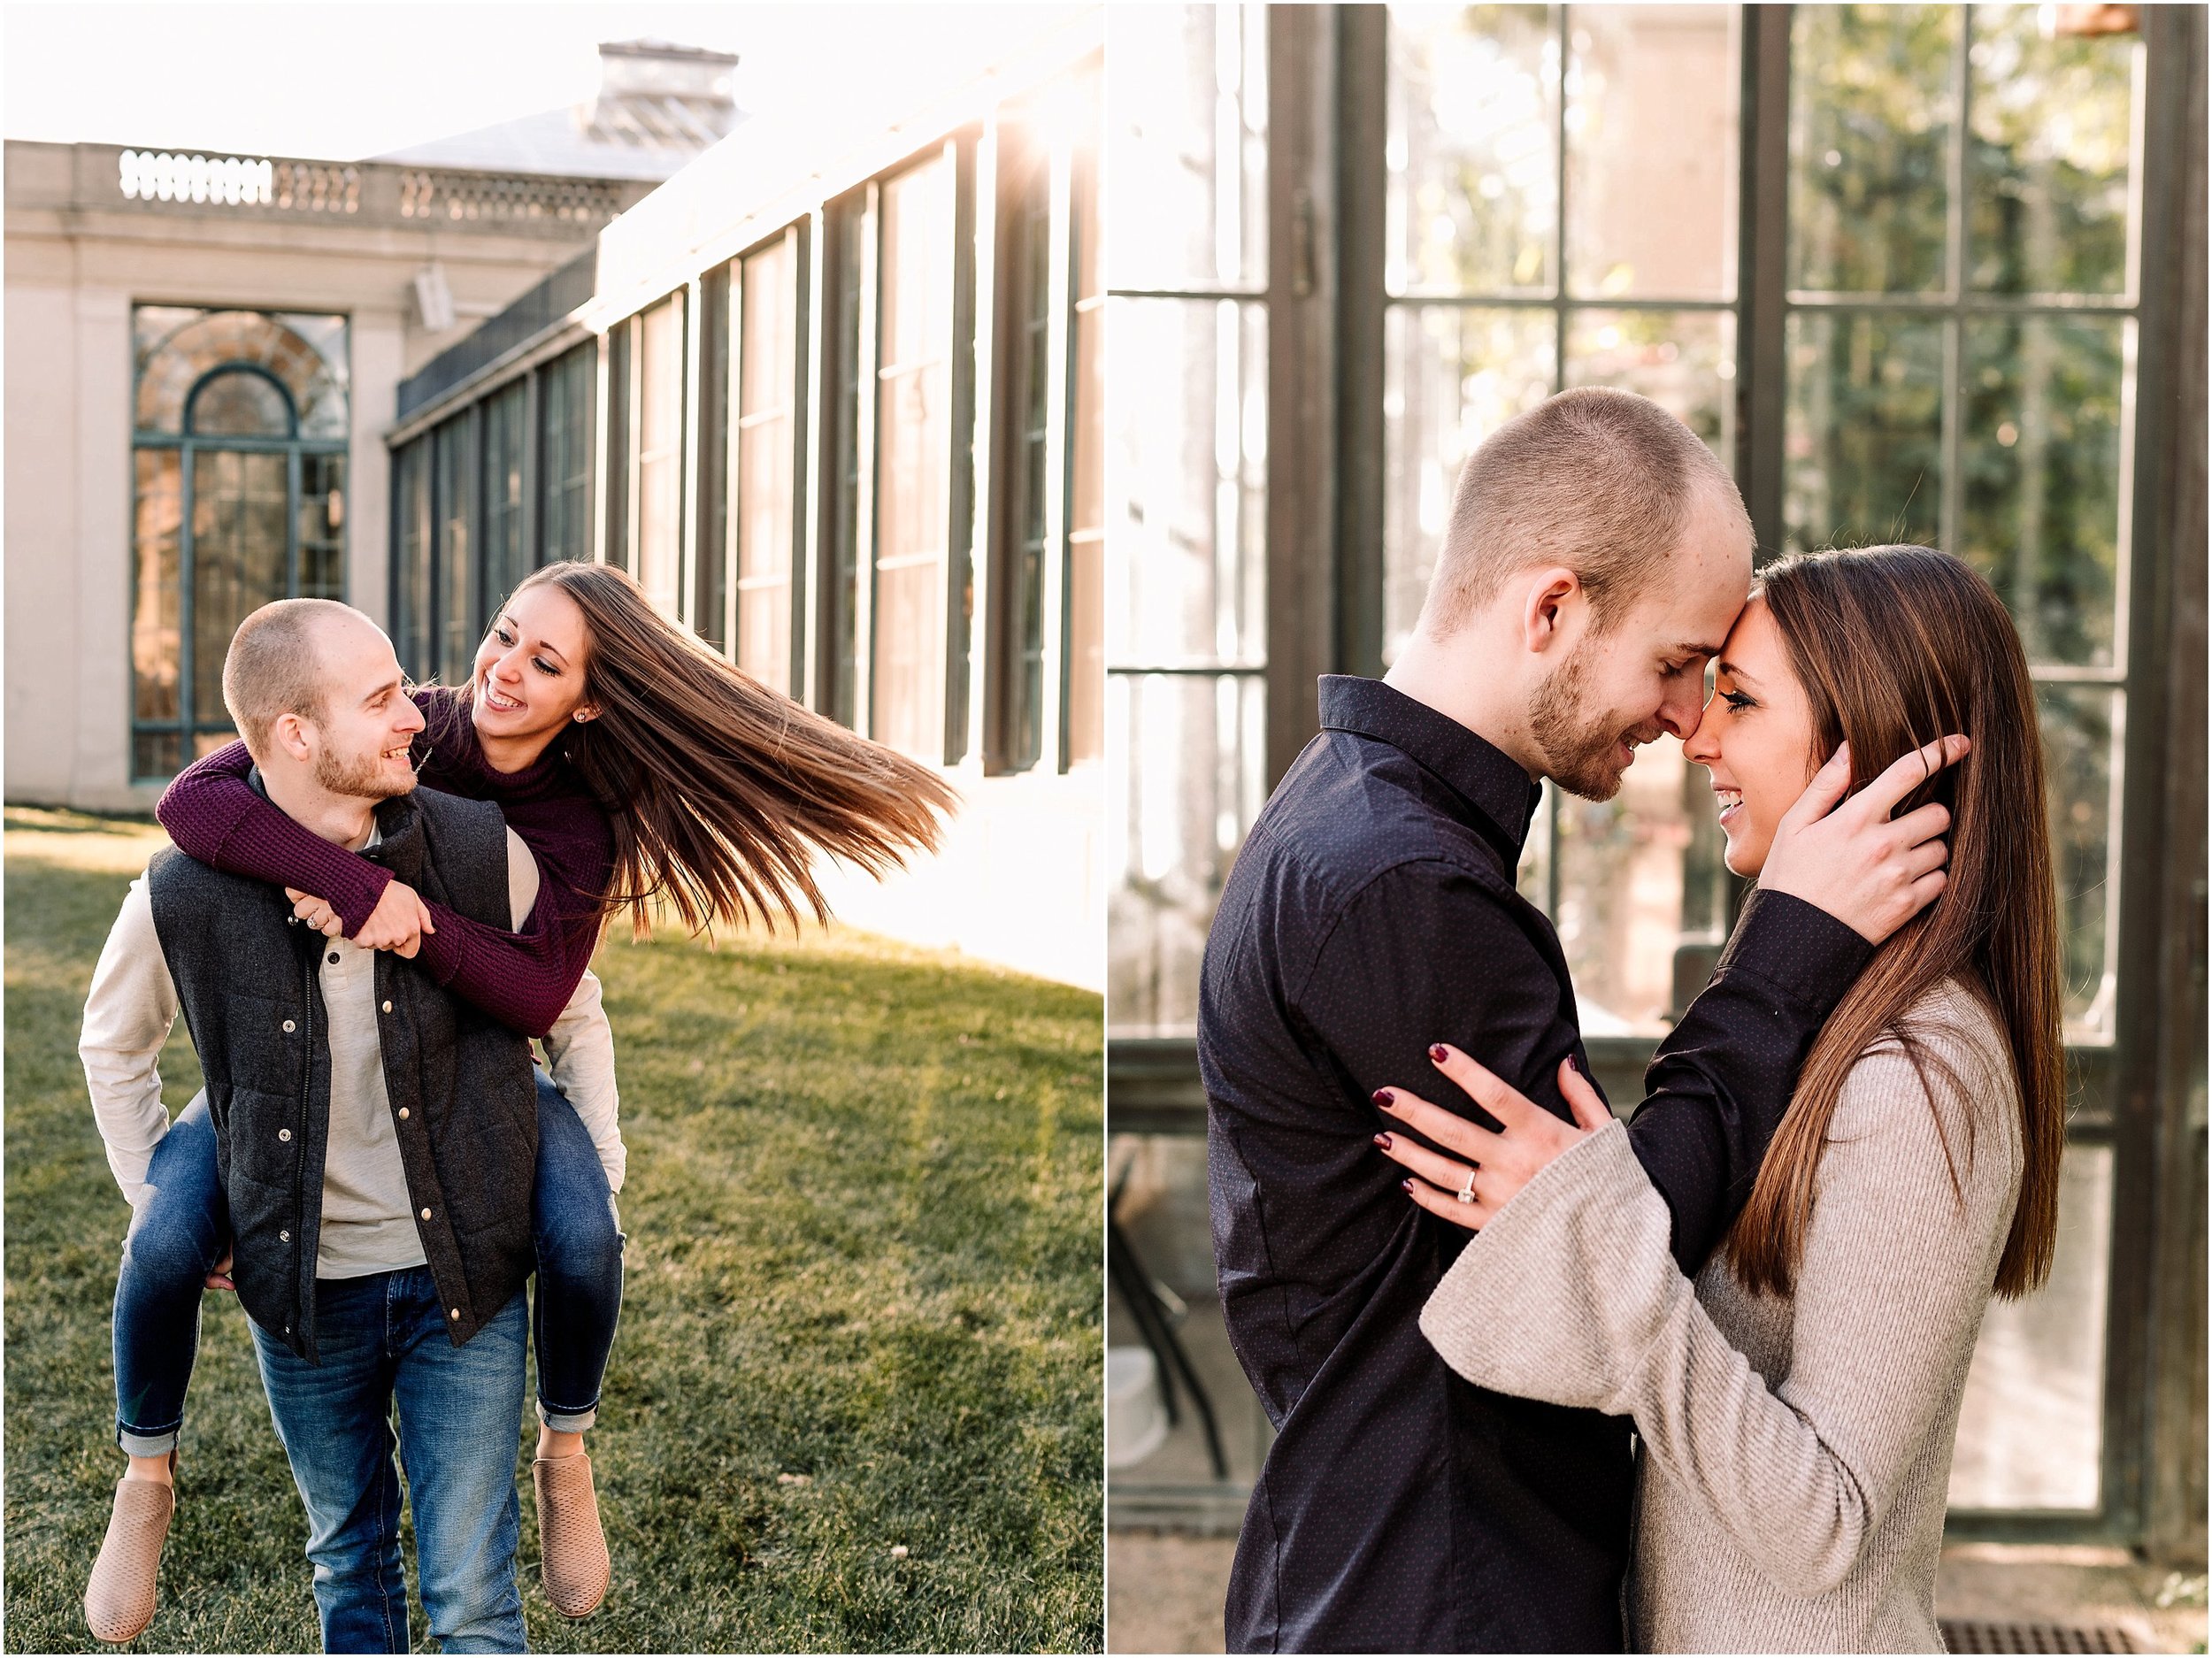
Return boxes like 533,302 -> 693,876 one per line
1418,1007 -> 2018,1598
154,691 -> 613,1039
410,871 -> 588,1040
157,738 -> 392,932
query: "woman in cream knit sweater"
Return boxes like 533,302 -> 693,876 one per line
1371,545 -> 2065,1654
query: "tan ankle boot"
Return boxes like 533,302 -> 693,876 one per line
85,1466 -> 175,1644
534,1452 -> 610,1617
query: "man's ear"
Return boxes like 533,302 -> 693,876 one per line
269,710 -> 315,764
1519,567 -> 1583,655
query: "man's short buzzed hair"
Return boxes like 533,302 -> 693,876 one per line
1422,387 -> 1748,640
222,598 -> 359,756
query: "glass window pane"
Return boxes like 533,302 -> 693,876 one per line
540,344 -> 594,565
1782,311 -> 1944,553
190,449 -> 288,728
826,197 -> 866,728
297,454 -> 346,603
134,308 -> 347,437
1566,5 -> 1738,300
635,296 -> 685,618
1563,308 -> 1734,465
1108,298 -> 1266,672
1106,4 -> 1267,291
434,416 -> 477,686
1109,1133 -> 1277,1489
1108,672 -> 1266,1034
188,369 -> 290,437
1968,4 -> 2139,296
273,311 -> 352,439
132,305 -> 202,435
873,156 -> 954,759
1004,138 -> 1062,778
1382,303 -> 1555,667
1962,315 -> 2129,668
132,449 -> 182,740
395,440 -> 433,679
695,265 -> 732,656
2040,684 -> 2120,1041
1787,5 -> 1960,295
1948,1141 -> 2111,1509
482,381 -> 526,612
134,731 -> 183,782
1068,157 -> 1107,769
738,238 -> 798,693
603,326 -> 631,575
1387,4 -> 1558,297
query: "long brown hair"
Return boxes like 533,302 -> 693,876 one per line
1724,545 -> 2063,1302
472,561 -> 957,939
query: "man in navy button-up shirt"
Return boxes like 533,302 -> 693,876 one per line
1201,391 -> 1961,1652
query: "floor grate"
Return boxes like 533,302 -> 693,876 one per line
1939,1619 -> 2139,1654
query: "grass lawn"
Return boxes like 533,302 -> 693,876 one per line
4,809 -> 1103,1654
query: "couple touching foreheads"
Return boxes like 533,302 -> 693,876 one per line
1202,388 -> 2063,1653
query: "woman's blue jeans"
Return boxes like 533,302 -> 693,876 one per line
113,1071 -> 623,1454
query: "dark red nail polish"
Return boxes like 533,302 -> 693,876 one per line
1429,1043 -> 1448,1063
1568,1053 -> 1584,1075
1373,1132 -> 1393,1150
1371,1087 -> 1393,1107
1401,1178 -> 1415,1194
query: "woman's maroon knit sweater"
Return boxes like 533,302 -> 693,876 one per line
155,689 -> 614,1039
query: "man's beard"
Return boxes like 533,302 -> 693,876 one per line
1529,646 -> 1632,802
314,741 -> 416,802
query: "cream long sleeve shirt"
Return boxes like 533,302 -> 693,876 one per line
1418,979 -> 2024,1654
81,826 -> 626,1224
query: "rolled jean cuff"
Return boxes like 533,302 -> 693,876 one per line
118,1424 -> 179,1457
537,1399 -> 598,1433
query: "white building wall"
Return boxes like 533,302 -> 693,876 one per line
71,286 -> 135,810
4,280 -> 81,802
347,310 -> 406,626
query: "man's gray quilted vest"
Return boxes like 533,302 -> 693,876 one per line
147,784 -> 538,1362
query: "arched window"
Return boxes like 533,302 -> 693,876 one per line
130,307 -> 349,779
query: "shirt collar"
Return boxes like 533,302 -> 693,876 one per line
1317,675 -> 1542,856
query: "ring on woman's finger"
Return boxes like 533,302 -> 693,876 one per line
1455,1166 -> 1477,1204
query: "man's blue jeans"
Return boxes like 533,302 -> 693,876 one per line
113,1072 -> 622,1452
251,1269 -> 528,1654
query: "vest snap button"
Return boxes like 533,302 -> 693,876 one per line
420,1208 -> 432,1221
281,1019 -> 296,1033
449,1308 -> 461,1320
280,1229 -> 290,1243
398,1107 -> 411,1120
381,1000 -> 394,1014
278,1128 -> 292,1142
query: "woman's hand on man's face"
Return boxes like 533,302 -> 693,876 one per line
1371,1047 -> 1613,1230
